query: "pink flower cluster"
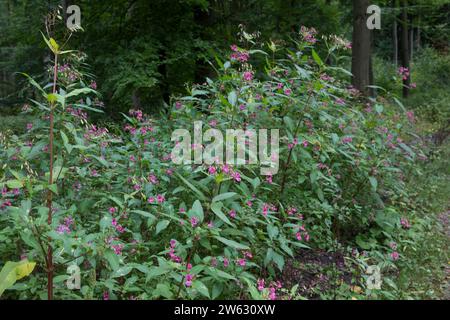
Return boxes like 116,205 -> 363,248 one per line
148,194 -> 165,204
168,239 -> 182,263
56,216 -> 74,234
257,279 -> 282,300
398,67 -> 410,80
300,26 -> 318,44
112,218 -> 125,234
262,203 -> 277,217
295,225 -> 310,242
400,217 -> 411,229
243,71 -> 254,82
230,44 -> 250,63
207,164 -> 241,182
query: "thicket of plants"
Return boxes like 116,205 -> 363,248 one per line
0,28 -> 444,300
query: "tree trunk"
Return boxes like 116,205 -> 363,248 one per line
392,0 -> 398,66
351,0 -> 371,96
410,19 -> 414,61
369,31 -> 375,97
400,0 -> 410,98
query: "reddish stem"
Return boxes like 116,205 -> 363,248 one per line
46,53 -> 58,300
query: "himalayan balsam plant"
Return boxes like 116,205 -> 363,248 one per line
0,28 -> 424,300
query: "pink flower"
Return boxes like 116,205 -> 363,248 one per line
231,171 -> 241,182
400,217 -> 411,229
109,207 -> 117,214
208,166 -> 217,175
342,136 -> 353,144
269,287 -> 277,300
148,197 -> 155,204
148,174 -> 159,184
243,71 -> 254,82
103,291 -> 109,300
190,217 -> 199,228
237,258 -> 246,267
157,194 -> 165,204
223,257 -> 229,268
89,81 -> 97,90
112,244 -> 124,255
406,111 -> 415,123
390,251 -> 400,261
56,224 -> 71,234
335,98 -> 346,105
26,123 -> 33,131
229,210 -> 236,218
185,274 -> 193,287
257,279 -> 265,291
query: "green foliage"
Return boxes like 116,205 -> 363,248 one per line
1,27 -> 446,301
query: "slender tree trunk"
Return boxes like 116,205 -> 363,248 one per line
410,18 -> 414,61
392,0 -> 398,66
369,32 -> 375,97
351,0 -> 372,96
400,0 -> 410,98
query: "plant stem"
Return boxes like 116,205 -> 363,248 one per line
279,92 -> 313,199
46,53 -> 58,300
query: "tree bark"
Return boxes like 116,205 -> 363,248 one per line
400,0 -> 410,98
392,0 -> 398,66
351,0 -> 372,96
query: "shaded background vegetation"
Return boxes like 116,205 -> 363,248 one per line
1,1 -> 448,123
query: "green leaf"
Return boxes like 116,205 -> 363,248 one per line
112,266 -> 133,278
6,180 -> 23,189
154,283 -> 173,299
369,176 -> 378,191
228,91 -> 237,106
191,200 -> 204,222
176,173 -> 206,201
212,192 -> 237,203
0,260 -> 36,297
210,202 -> 234,226
264,248 -> 284,271
208,268 -> 236,280
214,236 -> 249,250
155,220 -> 170,235
311,49 -> 324,67
104,250 -> 120,271
192,280 -> 210,299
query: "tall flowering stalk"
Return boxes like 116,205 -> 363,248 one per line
42,34 -> 62,300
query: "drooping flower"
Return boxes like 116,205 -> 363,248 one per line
185,274 -> 193,287
257,279 -> 265,291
